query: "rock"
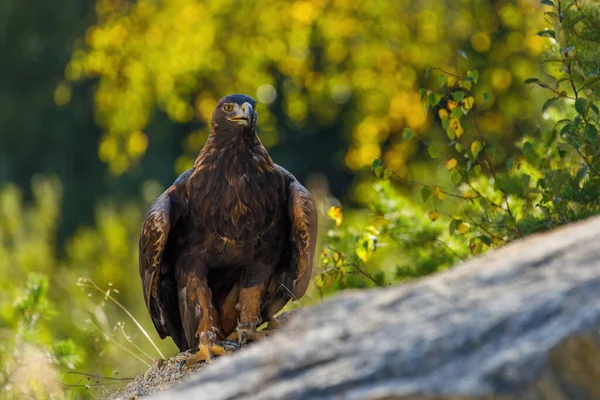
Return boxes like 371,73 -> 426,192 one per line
129,215 -> 600,399
107,350 -> 207,399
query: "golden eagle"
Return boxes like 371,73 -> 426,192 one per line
138,94 -> 318,365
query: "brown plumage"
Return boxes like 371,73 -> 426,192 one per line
138,94 -> 318,360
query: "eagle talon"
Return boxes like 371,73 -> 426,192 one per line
227,326 -> 267,345
179,343 -> 230,369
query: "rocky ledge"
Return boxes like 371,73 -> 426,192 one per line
113,215 -> 600,400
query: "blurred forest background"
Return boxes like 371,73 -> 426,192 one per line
2,0 -> 599,398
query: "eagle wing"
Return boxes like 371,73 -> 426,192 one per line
139,169 -> 192,351
262,166 -> 318,321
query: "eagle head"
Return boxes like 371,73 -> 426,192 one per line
211,94 -> 258,136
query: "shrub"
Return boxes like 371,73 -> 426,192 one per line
316,0 -> 600,292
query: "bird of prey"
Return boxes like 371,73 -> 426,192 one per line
138,94 -> 318,366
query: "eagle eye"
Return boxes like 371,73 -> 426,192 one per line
223,103 -> 234,112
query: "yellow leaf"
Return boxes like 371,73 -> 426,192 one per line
428,210 -> 440,221
320,249 -> 330,265
447,76 -> 458,88
458,222 -> 469,235
327,206 -> 343,227
315,274 -> 325,288
449,117 -> 464,138
332,251 -> 342,265
447,99 -> 459,110
432,185 -> 446,200
463,96 -> 475,111
444,158 -> 458,171
438,108 -> 449,119
355,235 -> 376,263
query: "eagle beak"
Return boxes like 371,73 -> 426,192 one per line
228,102 -> 254,126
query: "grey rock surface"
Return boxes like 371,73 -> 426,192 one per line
140,216 -> 600,399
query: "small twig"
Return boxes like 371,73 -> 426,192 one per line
86,320 -> 152,368
431,67 -> 461,79
78,278 -> 165,359
574,147 -> 600,178
434,239 -> 466,262
277,281 -> 304,307
116,323 -> 156,364
387,168 -> 477,201
471,115 -> 522,238
352,264 -> 382,286
64,371 -> 134,381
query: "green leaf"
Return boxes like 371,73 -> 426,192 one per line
374,166 -> 384,177
560,123 -> 573,135
459,50 -> 468,59
483,92 -> 492,103
441,117 -> 450,130
523,141 -> 539,166
453,91 -> 465,102
586,124 -> 598,142
575,98 -> 587,115
466,70 -> 479,84
506,157 -> 514,171
428,145 -> 441,158
451,107 -> 463,119
542,97 -> 559,113
582,76 -> 600,90
524,78 -> 541,84
473,165 -> 482,176
450,170 -> 462,185
402,128 -> 415,141
536,30 -> 555,38
437,73 -> 447,87
480,235 -> 492,246
576,166 -> 589,182
449,219 -> 460,234
420,187 -> 432,202
427,93 -> 442,107
471,140 -> 483,158
383,168 -> 392,179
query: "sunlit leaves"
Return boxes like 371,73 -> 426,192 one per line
428,210 -> 440,221
444,158 -> 458,170
432,186 -> 445,200
470,140 -> 483,158
355,234 -> 376,263
327,206 -> 343,227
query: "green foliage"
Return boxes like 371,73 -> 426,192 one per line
65,0 -> 548,176
315,0 -> 600,293
1,273 -> 84,399
0,179 -> 171,399
318,179 -> 468,293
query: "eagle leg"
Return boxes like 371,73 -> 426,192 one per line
227,282 -> 267,345
178,267 -> 235,368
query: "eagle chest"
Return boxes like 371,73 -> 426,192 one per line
189,170 -> 284,251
